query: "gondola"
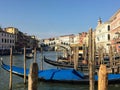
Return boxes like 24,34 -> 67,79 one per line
1,60 -> 120,84
44,56 -> 112,70
44,56 -> 90,69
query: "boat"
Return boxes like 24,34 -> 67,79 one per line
25,53 -> 33,59
44,57 -> 113,70
0,60 -> 89,84
1,60 -> 120,84
44,56 -> 89,69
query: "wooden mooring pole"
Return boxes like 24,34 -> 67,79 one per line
24,47 -> 26,84
76,46 -> 79,70
9,48 -> 13,90
88,28 -> 95,90
84,43 -> 87,62
109,45 -> 113,67
69,50 -> 72,64
28,62 -> 38,90
73,46 -> 78,70
40,47 -> 43,70
34,47 -> 37,63
73,47 -> 76,70
98,47 -> 101,65
98,64 -> 108,90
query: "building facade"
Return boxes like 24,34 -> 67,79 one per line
59,34 -> 74,45
109,9 -> 120,52
95,18 -> 111,53
5,27 -> 39,50
0,28 -> 16,49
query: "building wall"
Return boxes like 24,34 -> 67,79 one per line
109,9 -> 120,52
95,20 -> 110,53
0,30 -> 16,49
5,27 -> 18,34
5,27 -> 18,42
59,34 -> 74,44
73,34 -> 79,44
110,10 -> 120,31
79,32 -> 87,44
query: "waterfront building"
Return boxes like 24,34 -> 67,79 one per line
0,27 -> 16,49
43,38 -> 55,45
79,32 -> 87,45
71,32 -> 88,46
109,9 -> 120,52
70,32 -> 87,60
5,27 -> 18,34
30,35 -> 39,48
5,27 -> 39,50
82,33 -> 89,47
72,34 -> 79,44
54,37 -> 60,44
59,34 -> 74,45
95,18 -> 111,53
43,38 -> 51,45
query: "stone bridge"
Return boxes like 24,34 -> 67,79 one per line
49,43 -> 71,55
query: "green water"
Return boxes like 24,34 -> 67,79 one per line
0,51 -> 120,90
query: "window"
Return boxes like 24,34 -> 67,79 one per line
108,34 -> 110,40
5,39 -> 6,43
97,37 -> 99,41
108,25 -> 110,31
79,46 -> 83,50
2,38 -> 3,43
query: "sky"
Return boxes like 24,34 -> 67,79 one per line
0,0 -> 120,39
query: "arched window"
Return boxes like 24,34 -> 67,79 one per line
108,34 -> 110,40
108,25 -> 110,31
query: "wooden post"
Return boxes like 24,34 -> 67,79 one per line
24,47 -> 26,84
56,48 -> 58,61
98,47 -> 101,65
102,52 -> 104,64
84,44 -> 87,62
76,46 -> 79,70
113,49 -> 116,66
116,66 -> 119,74
88,28 -> 95,90
28,63 -> 38,90
9,48 -> 12,90
98,64 -> 108,90
98,46 -> 104,65
109,46 -> 113,67
92,29 -> 95,89
73,46 -> 78,70
34,47 -> 36,63
40,47 -> 43,70
69,49 -> 72,64
101,48 -> 104,64
73,47 -> 75,69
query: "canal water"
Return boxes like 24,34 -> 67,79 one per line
0,51 -> 120,90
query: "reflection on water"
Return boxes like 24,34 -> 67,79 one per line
0,51 -> 120,90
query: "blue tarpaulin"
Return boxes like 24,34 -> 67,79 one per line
39,69 -> 84,81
